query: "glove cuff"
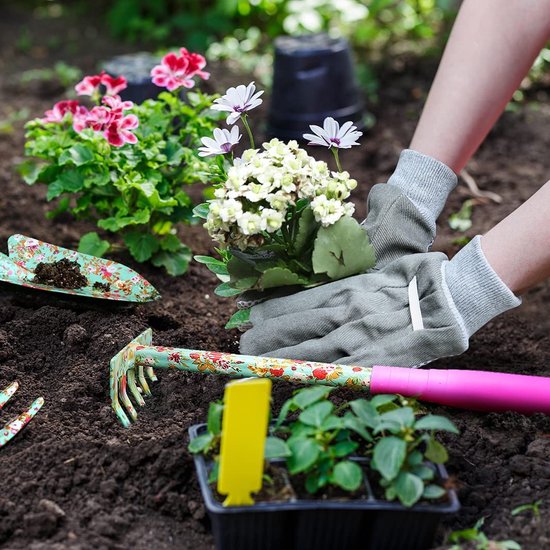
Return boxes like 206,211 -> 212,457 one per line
444,236 -> 521,337
387,149 -> 458,228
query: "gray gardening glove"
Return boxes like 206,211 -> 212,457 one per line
237,149 -> 457,310
239,236 -> 521,367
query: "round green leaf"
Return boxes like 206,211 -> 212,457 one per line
425,437 -> 449,464
292,386 -> 332,409
299,401 -> 334,428
288,438 -> 321,474
188,433 -> 214,454
423,484 -> 446,499
372,436 -> 407,481
225,308 -> 251,330
78,232 -> 110,257
415,415 -> 459,434
331,460 -> 363,492
394,471 -> 424,507
264,436 -> 291,459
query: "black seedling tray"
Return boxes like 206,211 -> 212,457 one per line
189,424 -> 460,550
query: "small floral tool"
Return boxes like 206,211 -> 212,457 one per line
0,382 -> 44,448
0,234 -> 159,302
110,329 -> 550,427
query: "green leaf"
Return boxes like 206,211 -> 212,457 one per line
259,267 -> 308,289
214,282 -> 241,297
193,202 -> 210,219
194,255 -> 229,276
264,436 -> 291,459
287,438 -> 321,474
425,437 -> 449,464
294,206 -> 319,254
448,199 -> 473,232
151,245 -> 192,276
415,415 -> 459,434
124,232 -> 160,262
188,433 -> 214,454
47,169 -> 85,200
225,308 -> 250,330
375,407 -> 415,433
320,415 -> 342,432
312,216 -> 376,279
17,159 -> 42,184
207,401 -> 223,436
371,394 -> 398,410
423,484 -> 446,499
274,398 -> 293,430
299,401 -> 334,428
342,412 -> 373,441
78,232 -> 110,257
372,436 -> 407,481
227,256 -> 260,289
332,440 -> 359,458
412,464 -> 435,481
59,144 -> 94,166
292,386 -> 332,410
159,234 -> 182,252
350,399 -> 379,428
331,460 -> 363,491
394,471 -> 424,507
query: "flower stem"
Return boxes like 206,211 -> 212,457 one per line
241,115 -> 255,149
331,147 -> 342,172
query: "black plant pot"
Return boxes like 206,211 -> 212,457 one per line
101,52 -> 162,104
268,34 -> 364,140
189,424 -> 460,550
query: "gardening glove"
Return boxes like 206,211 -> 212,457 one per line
239,236 -> 521,367
237,149 -> 458,310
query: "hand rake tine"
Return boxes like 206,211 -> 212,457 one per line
127,368 -> 145,407
119,375 -> 138,423
146,365 -> 158,382
137,364 -> 152,396
0,381 -> 19,409
0,396 -> 44,448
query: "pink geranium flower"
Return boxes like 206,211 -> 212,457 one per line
151,50 -> 209,91
75,73 -> 104,96
41,100 -> 81,123
101,74 -> 127,95
84,106 -> 112,132
75,71 -> 128,97
72,105 -> 90,132
102,95 -> 133,113
104,114 -> 139,147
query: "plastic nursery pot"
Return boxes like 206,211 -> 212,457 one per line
101,52 -> 164,104
268,34 -> 364,140
189,424 -> 460,550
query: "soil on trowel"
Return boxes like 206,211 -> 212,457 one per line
93,281 -> 111,292
33,259 -> 88,289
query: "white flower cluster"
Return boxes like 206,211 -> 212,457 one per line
205,139 -> 357,249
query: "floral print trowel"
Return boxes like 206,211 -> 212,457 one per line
0,382 -> 44,447
0,234 -> 160,302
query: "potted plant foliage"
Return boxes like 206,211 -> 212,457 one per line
189,387 -> 460,550
19,48 -> 222,275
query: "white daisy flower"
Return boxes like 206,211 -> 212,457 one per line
198,126 -> 241,157
303,117 -> 362,149
212,82 -> 264,125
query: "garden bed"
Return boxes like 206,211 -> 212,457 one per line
1,7 -> 550,550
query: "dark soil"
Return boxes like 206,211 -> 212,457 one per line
33,259 -> 88,289
1,5 -> 550,550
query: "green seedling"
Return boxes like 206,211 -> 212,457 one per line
354,396 -> 458,507
511,499 -> 542,519
19,62 -> 82,89
449,199 -> 474,232
448,518 -> 521,550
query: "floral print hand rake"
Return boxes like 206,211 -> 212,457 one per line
0,382 -> 44,447
110,329 -> 550,427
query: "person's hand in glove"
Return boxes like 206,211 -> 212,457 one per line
240,150 -> 521,367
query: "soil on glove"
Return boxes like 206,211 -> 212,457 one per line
33,259 -> 88,289
1,6 -> 550,550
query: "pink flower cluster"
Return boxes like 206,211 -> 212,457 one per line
40,73 -> 138,147
151,48 -> 209,91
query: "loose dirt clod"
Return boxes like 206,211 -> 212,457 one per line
93,281 -> 111,292
33,259 -> 88,289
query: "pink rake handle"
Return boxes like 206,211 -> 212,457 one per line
371,366 -> 550,415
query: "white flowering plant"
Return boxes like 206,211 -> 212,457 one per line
193,83 -> 375,328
